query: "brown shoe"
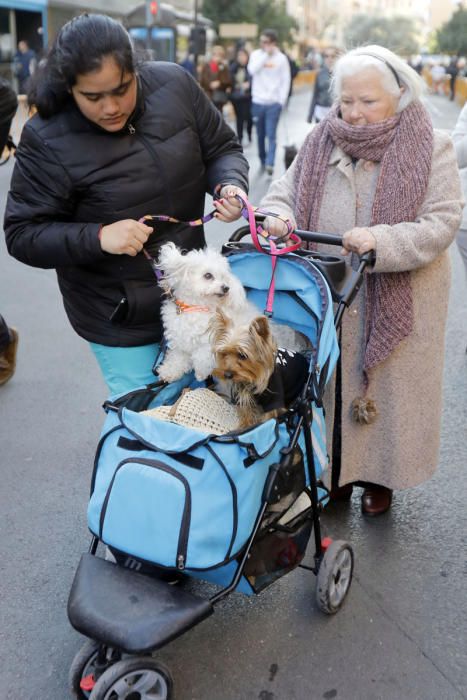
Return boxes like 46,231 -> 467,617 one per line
361,484 -> 392,516
329,483 -> 353,501
0,328 -> 18,386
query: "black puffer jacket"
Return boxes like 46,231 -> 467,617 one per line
4,62 -> 249,346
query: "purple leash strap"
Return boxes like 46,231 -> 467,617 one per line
139,199 -> 302,313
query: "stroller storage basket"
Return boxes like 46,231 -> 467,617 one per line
243,491 -> 313,593
88,387 -> 309,572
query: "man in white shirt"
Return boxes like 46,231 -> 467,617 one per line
248,29 -> 291,175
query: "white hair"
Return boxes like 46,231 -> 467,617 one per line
331,45 -> 425,112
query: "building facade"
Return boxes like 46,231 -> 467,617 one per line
0,0 -> 47,74
0,0 -> 213,83
286,0 -> 440,53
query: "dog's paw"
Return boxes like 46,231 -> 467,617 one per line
193,354 -> 215,381
193,367 -> 212,381
157,363 -> 183,383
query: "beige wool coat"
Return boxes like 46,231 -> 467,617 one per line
260,130 -> 463,490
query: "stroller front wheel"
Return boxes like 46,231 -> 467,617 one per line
69,639 -> 119,699
316,539 -> 354,614
89,656 -> 174,700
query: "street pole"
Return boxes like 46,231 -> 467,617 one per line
193,0 -> 199,77
146,0 -> 152,52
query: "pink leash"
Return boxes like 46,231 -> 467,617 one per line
235,195 -> 301,314
139,196 -> 302,315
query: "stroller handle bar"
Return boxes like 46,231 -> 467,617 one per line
228,224 -> 375,267
226,224 -> 375,326
297,229 -> 375,267
294,229 -> 343,247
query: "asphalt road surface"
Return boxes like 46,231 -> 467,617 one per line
0,88 -> 466,700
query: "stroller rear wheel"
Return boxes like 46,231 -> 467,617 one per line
316,539 -> 354,614
89,656 -> 174,700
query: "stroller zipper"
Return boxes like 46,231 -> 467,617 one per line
99,457 -> 191,569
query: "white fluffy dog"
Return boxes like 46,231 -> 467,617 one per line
155,243 -> 256,382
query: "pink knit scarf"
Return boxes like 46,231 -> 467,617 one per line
294,100 -> 433,383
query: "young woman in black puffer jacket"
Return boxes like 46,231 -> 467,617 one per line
4,14 -> 249,395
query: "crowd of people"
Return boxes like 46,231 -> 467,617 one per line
423,55 -> 467,100
1,13 -> 466,523
185,30 -> 295,174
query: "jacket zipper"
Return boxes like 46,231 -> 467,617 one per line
99,457 -> 191,570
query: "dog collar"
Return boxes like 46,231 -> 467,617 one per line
174,299 -> 211,314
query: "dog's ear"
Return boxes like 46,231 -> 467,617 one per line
222,269 -> 247,310
250,316 -> 271,341
156,242 -> 184,272
209,309 -> 232,347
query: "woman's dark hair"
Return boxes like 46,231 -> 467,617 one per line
29,14 -> 135,118
236,48 -> 249,60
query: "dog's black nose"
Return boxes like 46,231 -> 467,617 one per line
221,285 -> 230,294
224,370 -> 233,379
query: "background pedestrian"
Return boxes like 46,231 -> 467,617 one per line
451,101 -> 467,326
0,76 -> 18,162
229,47 -> 252,145
446,56 -> 459,101
200,45 -> 232,112
13,40 -> 37,94
0,77 -> 19,385
0,316 -> 18,386
307,47 -> 337,123
430,61 -> 446,95
248,29 -> 291,176
179,52 -> 196,78
285,51 -> 299,103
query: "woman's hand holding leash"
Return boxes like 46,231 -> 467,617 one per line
262,214 -> 297,245
100,219 -> 154,256
214,185 -> 248,223
139,194 -> 301,270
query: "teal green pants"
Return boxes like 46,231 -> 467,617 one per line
89,342 -> 160,396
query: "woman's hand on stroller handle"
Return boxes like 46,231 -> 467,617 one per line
293,227 -> 375,266
262,214 -> 297,244
341,227 -> 376,257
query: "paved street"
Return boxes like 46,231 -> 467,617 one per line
0,86 -> 466,700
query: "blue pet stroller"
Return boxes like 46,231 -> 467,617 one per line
67,217 -> 372,700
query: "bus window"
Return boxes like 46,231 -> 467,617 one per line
128,26 -> 176,63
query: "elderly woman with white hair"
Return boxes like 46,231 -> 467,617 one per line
260,45 -> 463,516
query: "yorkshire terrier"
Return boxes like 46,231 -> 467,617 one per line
210,310 -> 309,429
